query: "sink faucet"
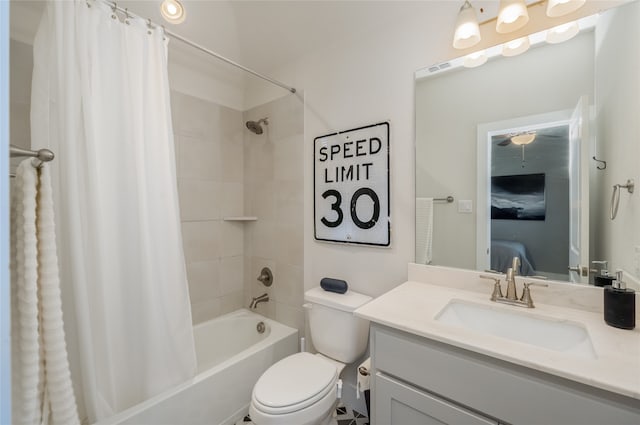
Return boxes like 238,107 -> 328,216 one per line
505,257 -> 520,301
250,293 -> 269,309
480,258 -> 548,308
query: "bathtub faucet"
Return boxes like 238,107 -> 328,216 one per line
250,293 -> 269,309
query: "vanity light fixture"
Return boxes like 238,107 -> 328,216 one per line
546,21 -> 580,44
502,36 -> 530,57
160,0 -> 186,24
453,0 -> 482,49
496,0 -> 530,34
546,0 -> 586,18
463,50 -> 488,68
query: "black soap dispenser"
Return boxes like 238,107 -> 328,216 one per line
603,270 -> 636,330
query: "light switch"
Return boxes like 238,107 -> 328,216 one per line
458,200 -> 473,213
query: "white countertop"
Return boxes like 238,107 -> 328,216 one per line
355,279 -> 640,400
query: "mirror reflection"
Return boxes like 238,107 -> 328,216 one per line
415,1 -> 639,285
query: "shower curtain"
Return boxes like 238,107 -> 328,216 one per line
31,1 -> 196,421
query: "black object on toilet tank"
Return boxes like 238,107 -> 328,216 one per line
320,278 -> 348,294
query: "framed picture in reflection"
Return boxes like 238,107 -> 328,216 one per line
491,173 -> 546,221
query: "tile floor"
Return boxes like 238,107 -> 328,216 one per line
234,404 -> 369,425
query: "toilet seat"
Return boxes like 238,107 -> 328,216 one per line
252,352 -> 338,415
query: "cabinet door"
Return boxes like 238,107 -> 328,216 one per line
374,373 -> 497,425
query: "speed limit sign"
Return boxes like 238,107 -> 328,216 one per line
314,122 -> 390,246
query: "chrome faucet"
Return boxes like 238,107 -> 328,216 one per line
250,293 -> 269,309
480,258 -> 548,308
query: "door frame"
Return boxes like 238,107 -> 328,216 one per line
476,109 -> 572,272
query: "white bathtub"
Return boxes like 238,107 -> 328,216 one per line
96,309 -> 298,425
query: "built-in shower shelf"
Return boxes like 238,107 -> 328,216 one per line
223,216 -> 258,222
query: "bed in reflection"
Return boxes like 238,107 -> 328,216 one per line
491,240 -> 536,276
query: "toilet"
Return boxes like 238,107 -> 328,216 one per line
249,287 -> 372,425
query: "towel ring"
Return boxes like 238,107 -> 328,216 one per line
610,179 -> 634,220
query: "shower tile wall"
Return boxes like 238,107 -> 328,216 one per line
243,94 -> 305,334
171,91 -> 245,324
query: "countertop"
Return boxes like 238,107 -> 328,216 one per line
355,279 -> 640,400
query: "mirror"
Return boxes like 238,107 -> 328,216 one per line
415,1 -> 640,285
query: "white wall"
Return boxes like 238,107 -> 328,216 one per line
243,4 -> 602,298
594,1 -> 640,281
244,2 -> 458,298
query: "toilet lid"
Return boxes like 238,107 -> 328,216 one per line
252,352 -> 338,414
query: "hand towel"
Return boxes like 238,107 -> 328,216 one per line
11,160 -> 79,425
11,160 -> 42,425
416,197 -> 434,264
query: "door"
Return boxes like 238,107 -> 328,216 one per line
568,96 -> 590,283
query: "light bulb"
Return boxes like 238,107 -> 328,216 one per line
453,1 -> 481,50
547,0 -> 585,18
502,36 -> 530,57
546,21 -> 579,44
161,0 -> 186,24
464,50 -> 488,68
496,0 -> 529,34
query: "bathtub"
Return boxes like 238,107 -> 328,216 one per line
97,309 -> 298,425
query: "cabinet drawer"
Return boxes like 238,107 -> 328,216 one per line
373,325 -> 640,425
374,372 -> 497,425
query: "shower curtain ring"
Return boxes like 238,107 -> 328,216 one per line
147,18 -> 153,34
124,8 -> 130,24
111,2 -> 118,19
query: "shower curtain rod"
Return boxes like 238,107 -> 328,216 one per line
106,1 -> 297,94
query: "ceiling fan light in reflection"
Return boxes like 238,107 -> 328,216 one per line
546,21 -> 580,44
463,50 -> 488,68
496,0 -> 530,34
502,36 -> 530,57
547,0 -> 586,18
511,133 -> 536,145
453,1 -> 482,49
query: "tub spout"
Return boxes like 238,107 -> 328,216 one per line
250,293 -> 269,309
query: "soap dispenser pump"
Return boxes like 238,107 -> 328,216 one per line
603,270 -> 636,330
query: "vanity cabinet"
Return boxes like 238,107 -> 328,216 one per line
370,324 -> 640,425
375,372 -> 498,425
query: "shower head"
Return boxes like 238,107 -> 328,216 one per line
246,118 -> 269,135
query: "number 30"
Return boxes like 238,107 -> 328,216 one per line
321,188 -> 380,229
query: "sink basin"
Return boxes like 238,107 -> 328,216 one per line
435,300 -> 597,359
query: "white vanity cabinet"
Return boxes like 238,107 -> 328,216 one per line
370,324 -> 640,425
375,373 -> 498,424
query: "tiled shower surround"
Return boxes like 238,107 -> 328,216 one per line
243,95 -> 305,333
171,91 -> 304,334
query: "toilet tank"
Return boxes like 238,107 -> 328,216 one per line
304,287 -> 372,364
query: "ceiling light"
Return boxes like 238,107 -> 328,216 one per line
511,133 -> 536,145
496,0 -> 529,34
546,21 -> 579,44
546,0 -> 585,18
453,1 -> 481,50
463,50 -> 488,68
502,36 -> 530,57
161,0 -> 186,24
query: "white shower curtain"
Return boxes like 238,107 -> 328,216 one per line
31,1 -> 196,421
